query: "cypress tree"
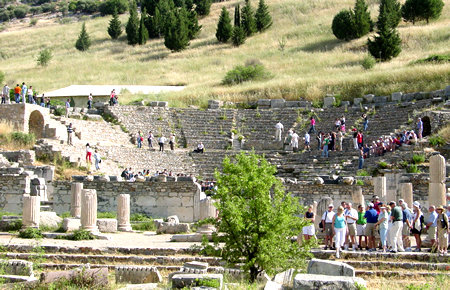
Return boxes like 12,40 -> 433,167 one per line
126,0 -> 140,45
377,0 -> 401,30
353,0 -> 372,37
75,22 -> 91,51
421,0 -> 444,24
401,0 -> 422,24
234,4 -> 240,27
241,0 -> 256,36
164,9 -> 190,52
138,8 -> 149,44
216,7 -> 233,43
232,6 -> 246,46
255,0 -> 272,32
194,0 -> 212,16
142,0 -> 159,16
187,8 -> 201,39
108,8 -> 122,39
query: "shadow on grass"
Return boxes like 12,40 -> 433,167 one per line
293,38 -> 343,53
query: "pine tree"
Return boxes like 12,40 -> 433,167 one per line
75,22 -> 91,51
421,0 -> 444,24
146,7 -> 162,38
241,0 -> 256,36
368,0 -> 401,61
401,0 -> 422,24
231,26 -> 246,46
194,0 -> 212,16
126,0 -> 140,45
255,0 -> 272,32
164,9 -> 190,52
138,8 -> 149,44
142,0 -> 158,16
108,8 -> 122,39
377,0 -> 401,30
234,4 -> 240,27
216,7 -> 232,43
187,8 -> 201,39
332,9 -> 357,41
353,0 -> 372,37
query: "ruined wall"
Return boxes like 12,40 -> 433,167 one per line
0,168 -> 32,213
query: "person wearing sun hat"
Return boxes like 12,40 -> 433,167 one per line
436,206 -> 449,256
412,201 -> 424,252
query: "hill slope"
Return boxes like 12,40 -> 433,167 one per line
0,0 -> 449,106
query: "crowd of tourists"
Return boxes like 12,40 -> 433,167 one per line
301,197 -> 450,258
135,130 -> 205,153
1,82 -> 54,107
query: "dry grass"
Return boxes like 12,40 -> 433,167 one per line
438,124 -> 450,143
0,0 -> 449,106
0,121 -> 35,150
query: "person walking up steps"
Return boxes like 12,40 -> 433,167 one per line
147,131 -> 154,149
169,134 -> 176,151
158,135 -> 166,152
93,149 -> 101,171
275,122 -> 284,142
136,131 -> 143,148
2,84 -> 10,104
362,114 -> 368,131
309,116 -> 316,134
85,143 -> 92,164
65,99 -> 70,118
304,131 -> 310,151
291,130 -> 299,152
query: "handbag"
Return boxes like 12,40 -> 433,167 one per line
319,212 -> 327,228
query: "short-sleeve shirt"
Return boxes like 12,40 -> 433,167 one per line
379,211 -> 389,230
428,211 -> 438,227
402,208 -> 412,223
357,211 -> 367,225
305,212 -> 314,219
322,211 -> 335,223
391,206 -> 403,221
344,208 -> 358,224
364,208 -> 378,223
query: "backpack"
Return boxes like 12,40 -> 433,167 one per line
319,211 -> 328,228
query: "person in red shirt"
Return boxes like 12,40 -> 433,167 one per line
357,131 -> 363,149
372,196 -> 382,214
14,84 -> 21,103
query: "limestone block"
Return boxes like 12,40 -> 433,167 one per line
40,212 -> 63,229
265,281 -> 283,290
400,183 -> 413,207
323,96 -> 335,108
122,283 -> 159,289
150,102 -> 158,107
98,175 -> 110,182
62,218 -> 81,232
352,187 -> 364,208
341,177 -> 354,185
271,99 -> 285,108
257,99 -> 271,107
341,101 -> 350,107
353,98 -> 363,105
115,266 -> 162,284
158,101 -> 168,107
429,154 -> 446,183
171,274 -> 223,289
285,101 -> 300,107
84,114 -> 103,121
22,195 -> 40,228
167,215 -> 180,224
184,261 -> 208,270
273,268 -> 296,286
0,259 -> 34,276
85,175 -> 94,182
363,94 -> 374,103
293,274 -> 366,290
445,85 -> 450,97
97,218 -> 118,233
40,268 -> 108,285
373,96 -> 388,103
307,259 -> 355,277
156,222 -> 190,234
390,92 -> 402,102
373,176 -> 386,199
208,100 -> 223,109
428,183 -> 446,207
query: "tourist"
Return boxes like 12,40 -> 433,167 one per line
357,131 -> 363,149
337,130 -> 343,151
32,93 -> 38,105
309,116 -> 316,134
304,131 -> 310,151
285,129 -> 293,150
136,131 -> 143,148
322,134 -> 329,158
39,94 -> 45,107
65,98 -> 70,118
401,202 -> 413,251
93,149 -> 101,171
362,114 -> 368,131
321,204 -> 335,250
426,205 -> 438,252
372,196 -> 382,214
85,143 -> 92,164
356,204 -> 367,250
158,135 -> 166,152
340,115 -> 346,132
344,203 -> 358,251
109,89 -> 116,106
14,84 -> 21,103
194,142 -> 204,153
358,147 -> 364,169
121,168 -> 129,180
417,118 -> 423,140
21,82 -> 27,104
375,205 -> 389,253
352,128 -> 358,150
46,97 -> 51,108
364,203 -> 378,252
291,130 -> 299,152
275,121 -> 284,142
329,132 -> 335,151
389,201 -> 404,253
1,84 -> 9,104
67,123 -> 73,146
447,205 -> 450,247
436,206 -> 449,256
332,206 -> 347,258
334,118 -> 341,130
27,86 -> 33,104
302,205 -> 315,241
412,201 -> 423,252
316,131 -> 322,151
169,134 -> 176,151
147,131 -> 154,149
87,93 -> 93,109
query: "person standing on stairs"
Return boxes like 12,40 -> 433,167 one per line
304,131 -> 310,151
412,201 -> 423,252
321,204 -> 335,250
147,131 -> 154,149
21,82 -> 27,104
275,122 -> 284,142
344,203 -> 358,251
309,116 -> 316,134
332,206 -> 347,258
67,123 -> 73,146
352,128 -> 358,150
291,130 -> 299,152
65,99 -> 70,118
158,135 -> 166,152
417,118 -> 423,140
93,149 -> 101,171
362,114 -> 368,131
169,134 -> 176,151
389,201 -> 405,253
136,131 -> 143,148
322,134 -> 329,158
87,93 -> 93,109
426,205 -> 438,252
436,206 -> 449,256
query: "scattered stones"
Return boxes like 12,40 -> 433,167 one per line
115,266 -> 162,284
363,94 -> 374,103
273,268 -> 296,286
171,273 -> 223,289
39,212 -> 63,229
167,215 -> 180,224
0,259 -> 34,277
293,274 -> 366,290
323,96 -> 335,108
353,98 -> 363,105
307,259 -> 355,277
391,92 -> 403,102
208,100 -> 223,109
271,99 -> 285,108
156,223 -> 190,234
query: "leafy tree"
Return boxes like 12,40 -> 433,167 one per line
138,8 -> 149,44
194,0 -> 212,16
241,0 -> 256,36
164,9 -> 190,52
75,22 -> 91,51
332,10 -> 356,41
353,0 -> 372,37
421,0 -> 444,24
126,0 -> 139,45
36,48 -> 52,67
108,8 -> 122,39
213,152 -> 313,282
216,7 -> 233,43
234,4 -> 240,27
401,0 -> 422,24
255,0 -> 272,32
378,0 -> 401,30
187,8 -> 201,39
99,0 -> 128,15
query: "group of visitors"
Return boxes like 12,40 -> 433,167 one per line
137,131 -> 176,152
304,196 -> 450,258
120,167 -> 193,182
200,180 -> 216,194
85,143 -> 102,171
2,83 -> 53,107
109,89 -> 118,106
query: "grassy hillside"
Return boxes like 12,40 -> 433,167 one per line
0,0 -> 449,106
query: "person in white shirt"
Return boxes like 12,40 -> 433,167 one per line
321,204 -> 336,250
275,122 -> 284,142
158,135 -> 166,152
290,131 -> 299,152
1,84 -> 10,104
93,149 -> 101,171
344,203 -> 358,250
194,142 -> 204,153
169,134 -> 176,151
304,132 -> 310,151
27,86 -> 34,104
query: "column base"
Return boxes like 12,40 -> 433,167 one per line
118,224 -> 133,232
82,226 -> 99,234
196,225 -> 216,235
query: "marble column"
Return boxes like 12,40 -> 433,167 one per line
429,154 -> 446,207
315,197 -> 333,230
400,183 -> 413,207
81,189 -> 98,233
385,173 -> 400,203
22,194 -> 40,228
197,197 -> 217,234
312,201 -> 318,229
373,176 -> 386,201
117,194 -> 132,232
70,183 -> 83,218
352,186 -> 365,208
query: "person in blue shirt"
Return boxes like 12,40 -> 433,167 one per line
401,202 -> 413,251
417,118 -> 423,139
364,203 -> 379,252
426,206 -> 438,252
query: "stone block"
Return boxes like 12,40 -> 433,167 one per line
432,97 -> 443,103
265,281 -> 283,290
115,266 -> 162,284
0,259 -> 34,276
63,218 -> 81,232
273,268 -> 295,286
307,259 -> 355,277
363,94 -> 374,103
257,99 -> 271,107
445,85 -> 450,97
293,274 -> 366,290
40,212 -> 63,229
184,261 -> 208,270
31,178 -> 45,185
149,102 -> 158,107
429,154 -> 446,183
122,283 -> 159,289
156,223 -> 190,234
208,100 -> 223,109
323,96 -> 335,108
271,99 -> 285,108
341,177 -> 354,185
402,93 -> 414,101
40,268 -> 108,286
98,175 -> 110,182
84,114 -> 103,121
391,92 -> 402,102
171,274 -> 223,289
177,176 -> 194,182
373,96 -> 388,103
429,183 -> 446,208
158,102 -> 168,107
285,101 -> 300,107
97,218 -> 117,233
353,98 -> 363,105
0,216 -> 22,231
313,177 -> 324,185
341,101 -> 350,107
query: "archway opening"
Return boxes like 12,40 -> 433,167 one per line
29,110 -> 45,139
422,116 -> 431,137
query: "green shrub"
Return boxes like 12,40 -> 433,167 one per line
29,18 -> 38,26
97,211 -> 116,218
332,9 -> 356,41
223,62 -> 270,85
19,228 -> 43,239
356,169 -> 370,176
36,48 -> 52,67
429,135 -> 445,147
131,221 -> 156,231
9,132 -> 35,146
3,219 -> 22,231
406,164 -> 420,173
356,180 -> 364,186
412,154 -> 425,164
361,54 -> 376,69
68,229 -> 95,240
99,0 -> 128,15
13,6 -> 28,19
59,212 -> 71,218
415,54 -> 450,64
378,161 -> 388,169
195,278 -> 221,288
130,213 -> 153,221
